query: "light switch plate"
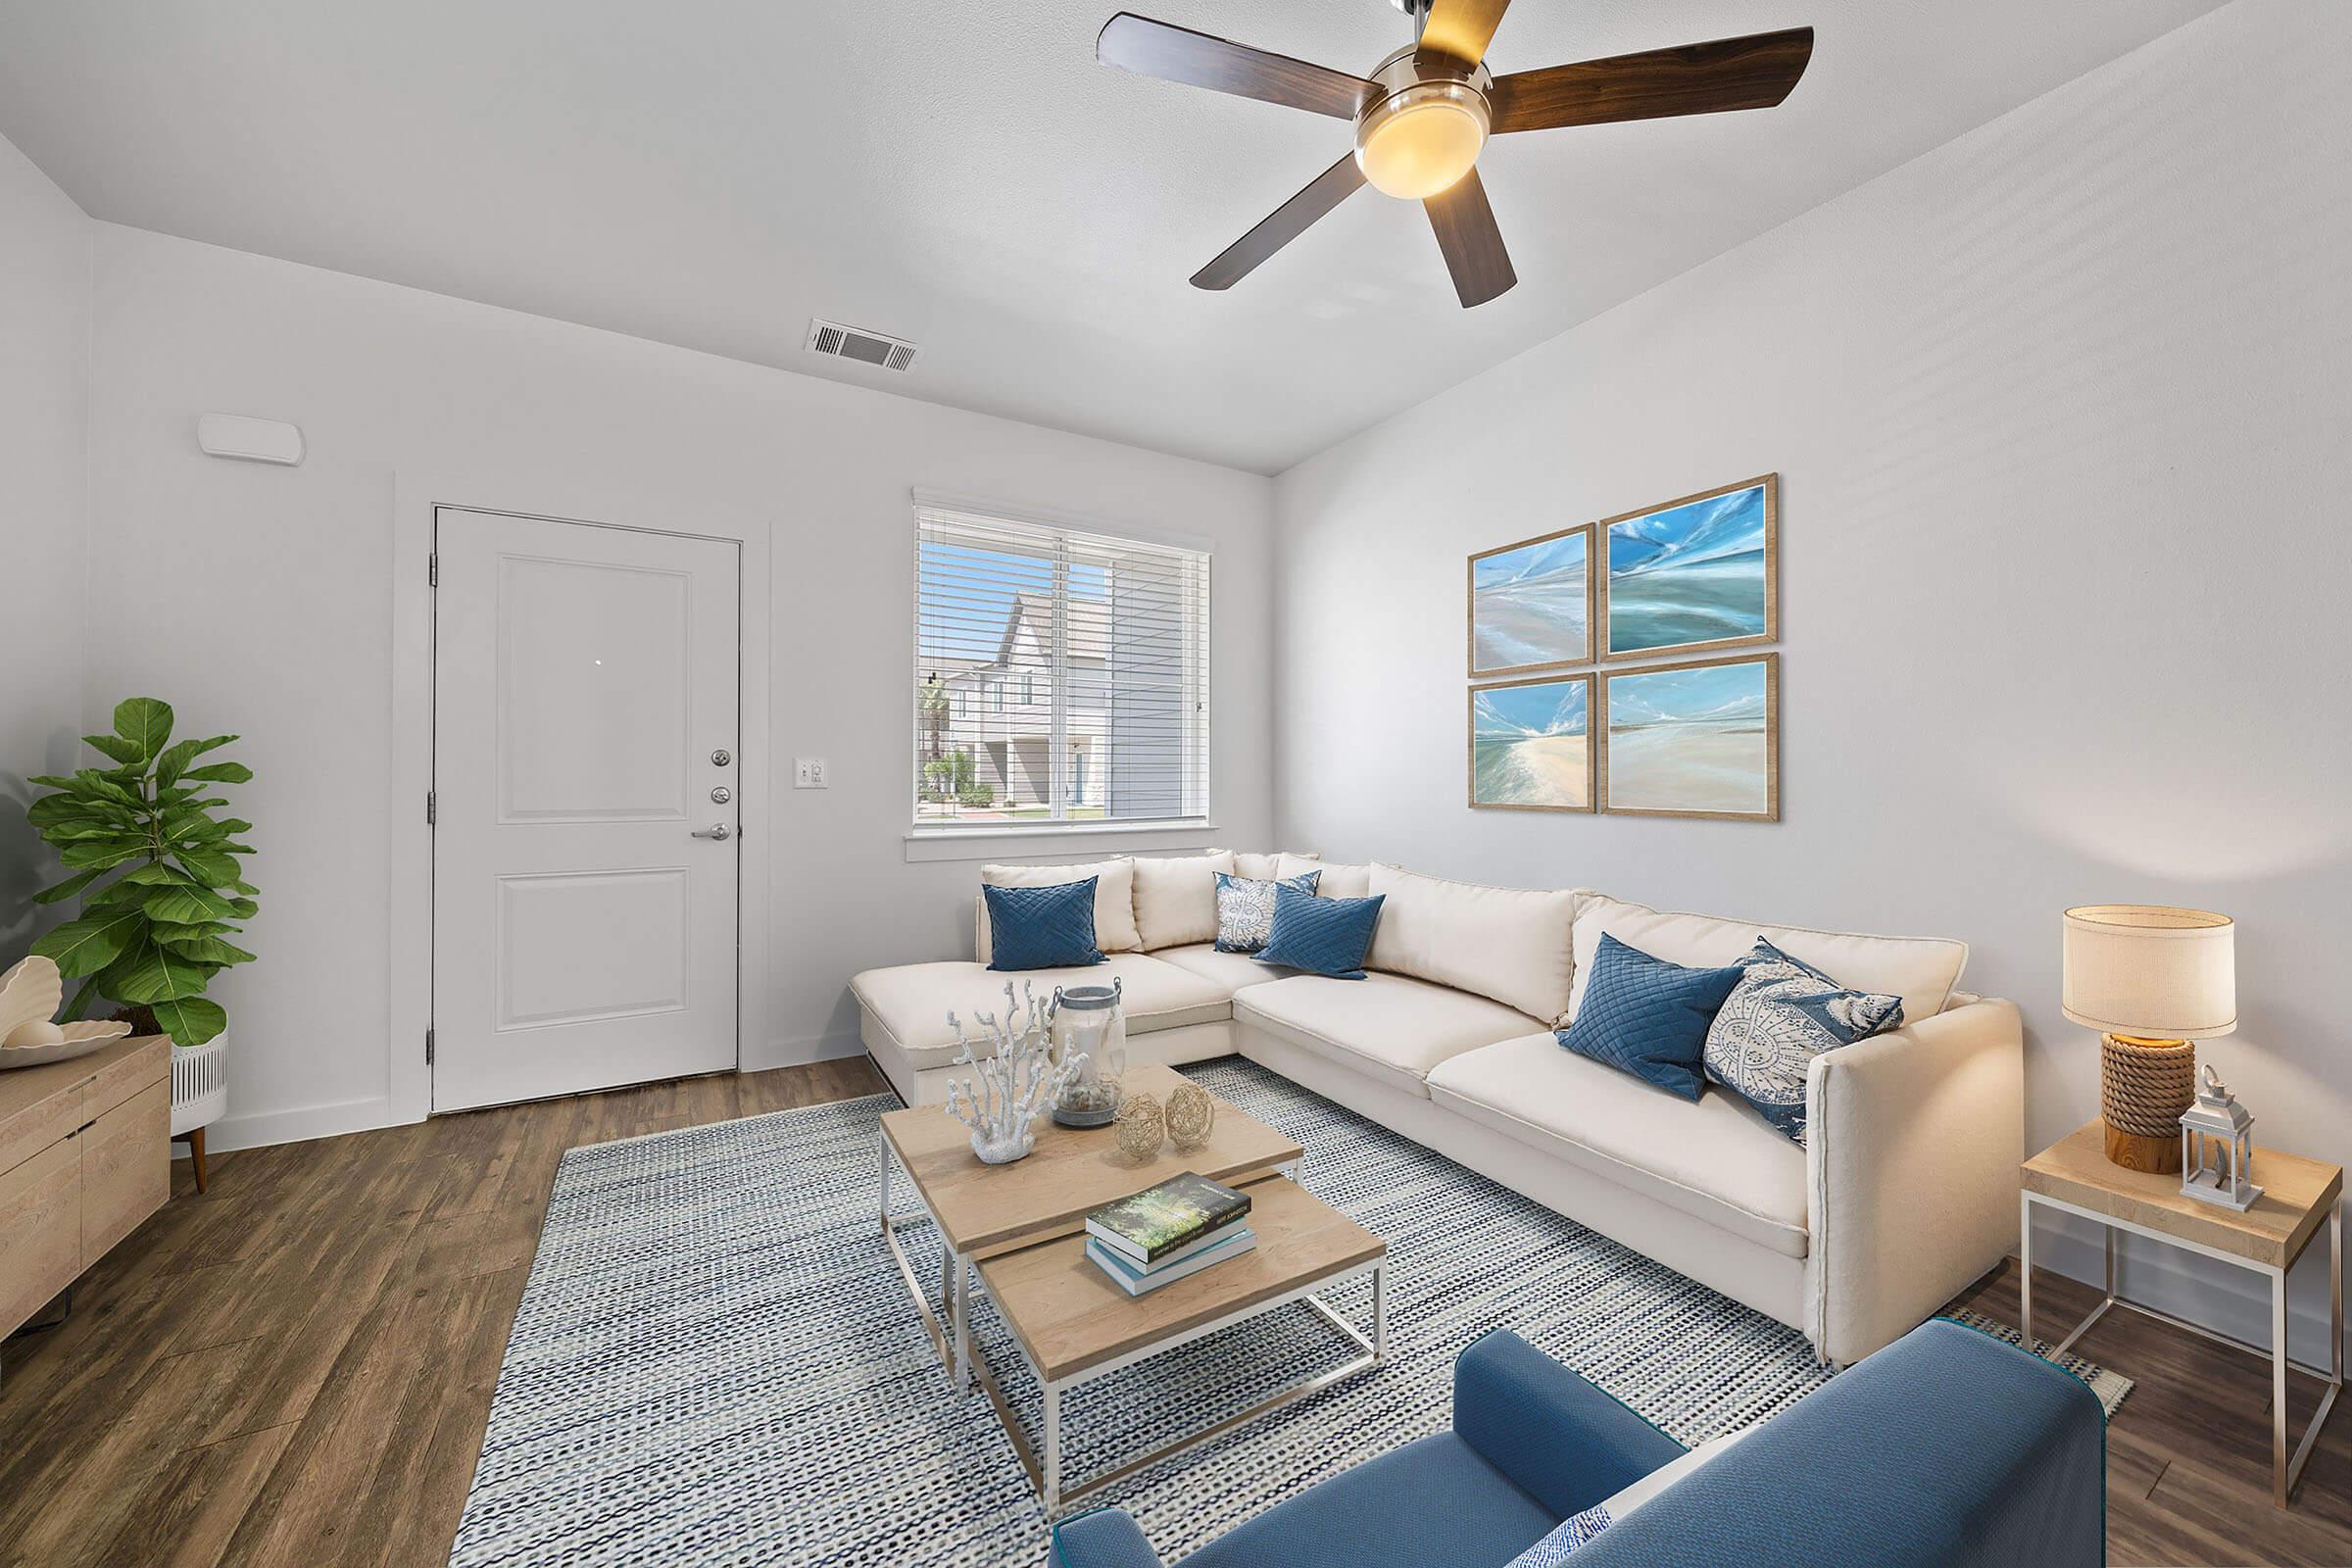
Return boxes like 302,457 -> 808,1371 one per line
795,758 -> 828,789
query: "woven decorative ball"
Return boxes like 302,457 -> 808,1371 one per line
1164,1082 -> 1216,1153
1113,1092 -> 1164,1163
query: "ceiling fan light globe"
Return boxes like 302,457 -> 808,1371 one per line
1354,84 -> 1490,200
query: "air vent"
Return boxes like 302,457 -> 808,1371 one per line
805,318 -> 920,372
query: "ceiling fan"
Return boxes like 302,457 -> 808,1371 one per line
1097,0 -> 1815,308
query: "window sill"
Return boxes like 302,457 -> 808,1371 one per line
903,821 -> 1224,863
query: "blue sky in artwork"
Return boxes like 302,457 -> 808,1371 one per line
1474,680 -> 1588,739
1608,484 -> 1766,577
1475,531 -> 1586,591
1608,661 -> 1766,727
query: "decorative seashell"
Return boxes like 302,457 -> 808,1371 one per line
3,1020 -> 63,1049
1165,1082 -> 1216,1153
1113,1092 -> 1165,1164
0,1016 -> 131,1069
0,955 -> 64,1044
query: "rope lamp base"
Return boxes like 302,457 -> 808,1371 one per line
2100,1033 -> 2195,1172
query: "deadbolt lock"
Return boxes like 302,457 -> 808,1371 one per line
710,785 -> 732,804
710,748 -> 732,767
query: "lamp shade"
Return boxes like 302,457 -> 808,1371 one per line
2061,905 -> 2236,1039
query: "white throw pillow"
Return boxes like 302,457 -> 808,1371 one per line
1130,850 -> 1236,951
1234,850 -> 1319,880
1365,864 -> 1587,1026
1566,896 -> 1968,1028
973,858 -> 1140,962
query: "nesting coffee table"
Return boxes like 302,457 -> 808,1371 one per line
878,1062 -> 1388,1515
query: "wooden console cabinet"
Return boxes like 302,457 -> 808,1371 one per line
0,1036 -> 171,1345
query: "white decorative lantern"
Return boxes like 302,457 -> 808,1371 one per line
2179,1064 -> 2261,1211
1052,980 -> 1127,1128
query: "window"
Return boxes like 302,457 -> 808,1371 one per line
914,499 -> 1209,829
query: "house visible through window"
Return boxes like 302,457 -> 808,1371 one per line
914,500 -> 1210,829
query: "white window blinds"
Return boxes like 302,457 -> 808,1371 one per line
914,501 -> 1210,829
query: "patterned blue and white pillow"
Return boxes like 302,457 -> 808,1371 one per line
1212,870 -> 1319,954
1703,937 -> 1905,1144
1508,1504 -> 1613,1565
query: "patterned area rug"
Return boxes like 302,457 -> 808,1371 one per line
449,1057 -> 2129,1567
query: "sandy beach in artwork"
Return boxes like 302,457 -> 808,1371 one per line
1604,722 -> 1768,813
1474,733 -> 1590,808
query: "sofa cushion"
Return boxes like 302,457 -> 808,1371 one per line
1129,850 -> 1235,951
1214,869 -> 1319,953
851,953 -> 1227,1072
1235,850 -> 1318,879
1367,865 -> 1587,1026
1568,897 -> 1967,1029
1310,861 -> 1373,900
1152,943 -> 1298,993
1704,938 -> 1907,1146
1236,971 -> 1547,1100
974,858 -> 1141,961
1427,1033 -> 1810,1257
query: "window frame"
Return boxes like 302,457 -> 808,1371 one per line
909,492 -> 1213,839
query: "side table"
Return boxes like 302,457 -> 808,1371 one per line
2021,1119 -> 2342,1506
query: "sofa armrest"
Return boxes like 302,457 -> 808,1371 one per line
1051,1508 -> 1166,1568
1568,1319 -> 2104,1568
1806,998 -> 2025,1364
1453,1329 -> 1687,1519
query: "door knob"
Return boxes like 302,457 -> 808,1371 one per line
691,823 -> 733,841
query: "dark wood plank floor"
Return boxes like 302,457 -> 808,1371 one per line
3,1058 -> 2344,1567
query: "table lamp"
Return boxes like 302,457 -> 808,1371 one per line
2061,905 -> 2236,1172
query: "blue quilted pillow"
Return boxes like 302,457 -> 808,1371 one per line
1255,883 -> 1385,979
1555,934 -> 1743,1100
983,878 -> 1104,971
1703,937 -> 1905,1144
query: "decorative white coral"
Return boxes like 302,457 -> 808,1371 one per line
943,981 -> 1086,1164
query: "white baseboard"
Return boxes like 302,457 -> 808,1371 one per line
2027,1206 -> 2347,1372
201,1094 -> 407,1153
743,1032 -> 863,1073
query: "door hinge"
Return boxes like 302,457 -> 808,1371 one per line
425,789 -> 437,825
428,552 -> 439,587
424,1027 -> 434,1065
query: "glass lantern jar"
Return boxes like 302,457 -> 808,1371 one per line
1051,979 -> 1127,1128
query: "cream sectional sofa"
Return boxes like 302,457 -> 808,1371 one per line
849,853 -> 2023,1365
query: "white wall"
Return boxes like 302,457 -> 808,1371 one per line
1273,0 -> 2351,1353
0,135 -> 91,948
85,225 -> 1276,1150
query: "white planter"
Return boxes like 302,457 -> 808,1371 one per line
171,1032 -> 227,1138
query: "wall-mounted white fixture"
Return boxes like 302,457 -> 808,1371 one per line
196,413 -> 305,466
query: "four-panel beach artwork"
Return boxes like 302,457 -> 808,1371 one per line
1468,476 -> 1780,821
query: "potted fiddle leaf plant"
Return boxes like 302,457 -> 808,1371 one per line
25,700 -> 256,1149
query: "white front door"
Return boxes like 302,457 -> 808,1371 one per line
431,508 -> 741,1112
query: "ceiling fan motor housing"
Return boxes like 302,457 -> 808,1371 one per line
1353,45 -> 1493,199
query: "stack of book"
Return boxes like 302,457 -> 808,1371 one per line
1084,1171 -> 1254,1297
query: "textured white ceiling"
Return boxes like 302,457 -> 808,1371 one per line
0,0 -> 2224,473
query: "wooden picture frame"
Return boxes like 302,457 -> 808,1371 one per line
1598,653 -> 1779,822
1468,673 -> 1594,813
1598,474 -> 1779,662
1466,521 -> 1595,678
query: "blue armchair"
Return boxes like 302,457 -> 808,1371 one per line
1051,1319 -> 2104,1568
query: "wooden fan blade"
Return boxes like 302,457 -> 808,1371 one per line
1488,27 -> 1815,133
1424,168 -> 1515,308
1099,13 -> 1371,120
1417,0 -> 1511,67
1193,154 -> 1367,291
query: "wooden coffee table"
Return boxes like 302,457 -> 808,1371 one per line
877,1062 -> 1388,1514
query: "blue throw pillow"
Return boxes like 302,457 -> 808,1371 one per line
1255,883 -> 1385,979
1555,933 -> 1744,1100
983,878 -> 1104,971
